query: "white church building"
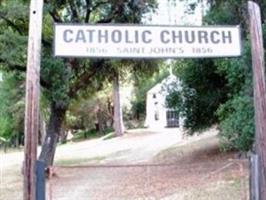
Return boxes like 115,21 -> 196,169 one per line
144,74 -> 184,129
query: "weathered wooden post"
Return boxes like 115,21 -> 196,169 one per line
248,1 -> 266,199
250,153 -> 260,200
24,0 -> 44,200
36,160 -> 46,200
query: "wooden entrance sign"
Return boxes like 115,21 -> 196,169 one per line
54,24 -> 241,58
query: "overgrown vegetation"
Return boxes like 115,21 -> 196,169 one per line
166,0 -> 266,151
0,72 -> 24,148
166,59 -> 228,133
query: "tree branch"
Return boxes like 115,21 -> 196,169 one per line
40,77 -> 51,89
0,58 -> 25,71
0,12 -> 23,35
49,10 -> 62,23
0,58 -> 50,89
0,11 -> 51,48
68,59 -> 104,98
96,1 -> 124,23
85,0 -> 91,23
92,1 -> 108,10
43,0 -> 63,22
67,0 -> 79,22
42,38 -> 52,48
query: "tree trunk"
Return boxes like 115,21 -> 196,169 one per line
38,114 -> 46,145
38,103 -> 66,166
96,109 -> 105,134
59,128 -> 68,144
113,71 -> 125,136
107,97 -> 114,127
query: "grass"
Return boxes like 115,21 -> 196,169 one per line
55,156 -> 107,166
102,132 -> 116,140
0,146 -> 23,154
70,128 -> 114,142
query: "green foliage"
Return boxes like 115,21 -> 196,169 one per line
214,40 -> 255,151
0,0 -> 27,146
71,127 -> 114,142
41,57 -> 70,107
167,59 -> 228,132
166,0 -> 266,151
207,1 -> 261,151
66,86 -> 113,132
204,0 -> 246,26
165,87 -> 183,114
0,116 -> 13,140
0,71 -> 24,146
71,129 -> 98,141
217,95 -> 254,151
130,65 -> 168,120
0,30 -> 27,66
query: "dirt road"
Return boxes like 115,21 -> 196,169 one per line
47,128 -> 249,200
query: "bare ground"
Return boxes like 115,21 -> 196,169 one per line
0,128 -> 249,200
46,128 -> 249,200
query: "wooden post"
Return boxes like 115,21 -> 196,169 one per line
36,160 -> 46,200
250,153 -> 259,200
24,1 -> 44,200
248,1 -> 266,200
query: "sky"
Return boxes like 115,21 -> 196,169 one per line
143,0 -> 207,26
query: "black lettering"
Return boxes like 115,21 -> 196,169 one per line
63,29 -> 73,43
111,30 -> 122,43
172,30 -> 183,43
160,30 -> 170,44
184,31 -> 195,43
125,30 -> 133,43
222,31 -> 232,43
86,30 -> 95,43
210,31 -> 220,44
198,31 -> 208,44
98,30 -> 108,43
75,30 -> 86,43
135,30 -> 139,43
142,30 -> 152,43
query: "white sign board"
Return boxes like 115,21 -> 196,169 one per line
54,24 -> 241,58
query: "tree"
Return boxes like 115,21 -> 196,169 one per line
130,62 -> 168,121
112,70 -> 125,136
204,0 -> 266,151
167,58 -> 228,133
166,0 -> 266,151
66,85 -> 114,136
0,71 -> 25,148
0,0 -> 158,166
